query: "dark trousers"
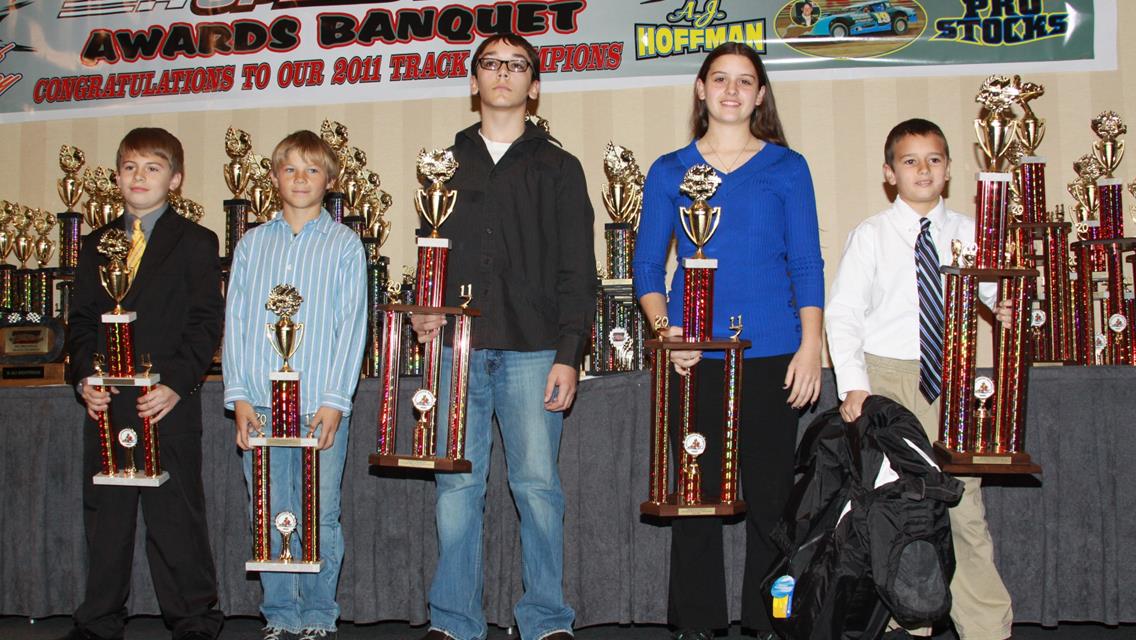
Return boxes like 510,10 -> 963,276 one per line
667,354 -> 798,632
75,407 -> 223,640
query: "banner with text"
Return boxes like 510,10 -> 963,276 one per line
0,0 -> 1112,122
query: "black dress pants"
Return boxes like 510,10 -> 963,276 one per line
74,398 -> 223,640
667,354 -> 798,632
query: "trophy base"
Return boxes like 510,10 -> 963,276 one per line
933,443 -> 1041,475
639,497 -> 746,517
0,363 -> 67,387
87,373 -> 161,387
245,559 -> 322,573
92,471 -> 170,487
249,436 -> 318,448
368,453 -> 472,473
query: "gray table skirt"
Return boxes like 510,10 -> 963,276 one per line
2,367 -> 1133,627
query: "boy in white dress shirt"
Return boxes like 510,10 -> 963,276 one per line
825,118 -> 1013,640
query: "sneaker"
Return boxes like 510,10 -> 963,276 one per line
262,626 -> 290,640
672,631 -> 714,640
298,630 -> 335,640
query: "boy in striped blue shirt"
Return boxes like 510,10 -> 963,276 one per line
223,130 -> 367,640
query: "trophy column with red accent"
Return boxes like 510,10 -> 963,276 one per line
1068,113 -> 1136,366
641,164 -> 749,517
935,76 -> 1041,475
246,284 -> 321,573
1006,91 -> 1077,364
371,149 -> 478,472
88,229 -> 168,486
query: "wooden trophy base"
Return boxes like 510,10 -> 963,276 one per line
368,453 -> 472,473
249,436 -> 318,448
640,497 -> 746,517
245,559 -> 322,573
933,442 -> 1041,475
0,363 -> 67,387
92,471 -> 169,487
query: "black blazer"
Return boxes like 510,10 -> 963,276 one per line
67,206 -> 223,435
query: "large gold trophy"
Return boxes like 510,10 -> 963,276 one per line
88,229 -> 168,486
641,164 -> 748,516
222,127 -> 255,261
371,149 -> 478,472
936,76 -> 1040,474
1069,112 -> 1136,366
591,142 -> 647,374
246,284 -> 322,573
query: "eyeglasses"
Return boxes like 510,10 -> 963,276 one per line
476,57 -> 532,73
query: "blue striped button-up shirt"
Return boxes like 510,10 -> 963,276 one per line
223,210 -> 367,415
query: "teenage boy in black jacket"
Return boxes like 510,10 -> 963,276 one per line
411,32 -> 595,640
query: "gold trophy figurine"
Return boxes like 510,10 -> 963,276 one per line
601,142 -> 646,229
1009,76 -> 1046,155
265,284 -> 305,372
246,155 -> 278,223
974,75 -> 1021,172
58,145 -> 87,212
415,149 -> 460,236
12,207 -> 35,269
96,229 -> 134,313
0,203 -> 15,265
32,208 -> 56,268
223,127 -> 254,199
1091,111 -> 1126,179
679,164 -> 723,258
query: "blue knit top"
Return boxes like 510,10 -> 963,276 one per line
632,140 -> 825,358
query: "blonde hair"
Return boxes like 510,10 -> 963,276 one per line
271,130 -> 340,182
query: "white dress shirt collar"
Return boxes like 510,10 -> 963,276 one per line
891,196 -> 946,234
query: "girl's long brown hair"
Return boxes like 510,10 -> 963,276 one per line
690,42 -> 788,148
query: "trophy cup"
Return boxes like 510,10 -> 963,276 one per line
370,149 -> 478,472
245,155 -> 278,226
320,120 -> 351,222
1070,114 -> 1136,365
246,284 -> 322,573
81,167 -> 123,232
935,77 -> 1041,474
641,165 -> 749,516
590,142 -> 648,375
28,208 -> 56,317
360,186 -> 393,378
0,203 -> 16,311
87,231 -> 168,486
223,128 -> 254,259
57,145 -> 85,273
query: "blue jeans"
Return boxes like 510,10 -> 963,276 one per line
241,408 -> 349,633
428,349 -> 575,640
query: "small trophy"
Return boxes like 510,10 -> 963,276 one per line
1002,80 -> 1075,364
319,120 -> 351,222
642,165 -> 748,517
936,77 -> 1040,475
57,145 -> 85,273
87,230 -> 167,486
0,203 -> 15,310
1070,113 -> 1136,365
590,143 -> 648,375
246,284 -> 321,573
245,155 -> 278,225
81,166 -> 123,231
370,149 -> 478,472
223,128 -> 254,259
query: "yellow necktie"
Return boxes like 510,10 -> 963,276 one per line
127,218 -> 145,274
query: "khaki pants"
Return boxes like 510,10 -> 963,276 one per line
866,354 -> 1014,640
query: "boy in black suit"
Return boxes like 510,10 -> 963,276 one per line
65,127 -> 225,640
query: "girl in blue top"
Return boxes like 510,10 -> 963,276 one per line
632,42 -> 824,640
